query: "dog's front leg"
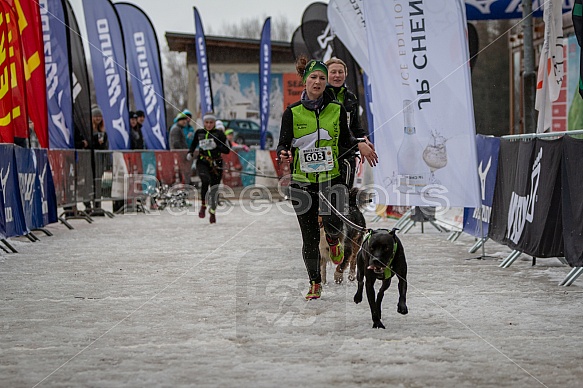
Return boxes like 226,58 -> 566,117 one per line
375,278 -> 392,325
395,266 -> 408,315
365,279 -> 384,329
353,251 -> 366,304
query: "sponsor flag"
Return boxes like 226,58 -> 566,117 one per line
0,144 -> 27,237
0,8 -> 13,143
465,0 -> 572,20
40,0 -> 74,149
573,0 -> 583,98
115,3 -> 167,150
0,176 -> 5,237
363,0 -> 480,207
562,136 -> 583,266
535,0 -> 564,133
193,7 -> 213,116
507,139 -> 563,257
259,17 -> 271,150
65,0 -> 91,146
6,0 -> 49,148
489,140 -> 531,245
14,147 -> 43,229
82,0 -> 130,150
363,72 -> 374,144
327,0 -> 368,73
1,2 -> 28,141
462,135 -> 500,237
33,148 -> 56,225
489,139 -> 564,257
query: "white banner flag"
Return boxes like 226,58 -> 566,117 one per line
363,0 -> 480,208
327,0 -> 369,73
535,0 -> 564,133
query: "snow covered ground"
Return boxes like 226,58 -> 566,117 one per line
1,200 -> 582,387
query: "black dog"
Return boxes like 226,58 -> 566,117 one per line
353,228 -> 408,329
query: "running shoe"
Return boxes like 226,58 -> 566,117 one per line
305,281 -> 322,300
209,208 -> 216,224
199,205 -> 206,219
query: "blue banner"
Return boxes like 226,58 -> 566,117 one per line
15,148 -> 44,230
0,185 -> 4,238
83,0 -> 130,149
0,145 -> 27,237
40,0 -> 74,149
363,72 -> 374,144
465,0 -> 573,20
194,7 -> 213,116
259,18 -> 271,150
463,135 -> 501,237
115,3 -> 167,150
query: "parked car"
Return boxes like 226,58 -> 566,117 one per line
221,119 -> 274,149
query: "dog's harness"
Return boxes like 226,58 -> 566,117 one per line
361,229 -> 399,280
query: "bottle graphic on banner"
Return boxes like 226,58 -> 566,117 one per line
397,100 -> 427,193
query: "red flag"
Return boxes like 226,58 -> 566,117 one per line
0,1 -> 28,141
0,9 -> 14,143
5,0 -> 47,147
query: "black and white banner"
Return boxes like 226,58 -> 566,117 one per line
489,139 -> 521,244
489,139 -> 563,257
561,136 -> 583,266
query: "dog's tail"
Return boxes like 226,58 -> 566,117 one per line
390,227 -> 400,235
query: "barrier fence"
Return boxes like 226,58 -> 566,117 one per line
1,137 -> 582,284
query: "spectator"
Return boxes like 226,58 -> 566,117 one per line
129,111 -> 145,149
182,109 -> 195,148
169,112 -> 189,150
88,105 -> 108,215
225,129 -> 249,152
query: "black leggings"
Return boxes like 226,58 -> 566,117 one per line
291,179 -> 347,284
197,158 -> 223,210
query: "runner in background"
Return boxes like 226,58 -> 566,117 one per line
186,113 -> 230,224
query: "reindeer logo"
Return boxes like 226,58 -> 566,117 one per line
477,157 -> 491,201
1,163 -> 10,203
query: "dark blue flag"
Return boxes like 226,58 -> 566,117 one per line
463,135 -> 501,238
259,18 -> 271,150
0,145 -> 27,237
82,0 -> 130,149
41,0 -> 74,149
194,7 -> 213,116
363,72 -> 374,144
15,148 -> 44,230
465,0 -> 572,20
115,3 -> 167,149
34,149 -> 57,225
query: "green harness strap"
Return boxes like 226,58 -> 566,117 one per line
383,242 -> 398,280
